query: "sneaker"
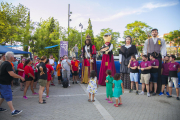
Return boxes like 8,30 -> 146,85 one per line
69,84 -> 70,87
129,89 -> 133,93
139,91 -> 144,95
176,97 -> 179,100
147,93 -> 151,97
32,92 -> 38,95
75,81 -> 78,84
166,92 -> 170,96
159,92 -> 164,96
167,95 -> 172,98
12,110 -> 23,116
150,91 -> 153,94
136,91 -> 138,95
46,96 -> 49,98
72,82 -> 74,84
23,96 -> 28,99
0,108 -> 7,112
43,92 -> 46,96
152,92 -> 156,96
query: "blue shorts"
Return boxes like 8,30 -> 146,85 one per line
150,73 -> 158,83
0,84 -> 12,102
130,73 -> 138,82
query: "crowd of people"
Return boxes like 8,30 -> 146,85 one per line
86,54 -> 180,108
0,28 -> 180,115
0,52 -> 80,116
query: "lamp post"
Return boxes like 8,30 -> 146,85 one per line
79,23 -> 83,48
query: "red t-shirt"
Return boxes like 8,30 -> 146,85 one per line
17,63 -> 24,76
71,60 -> 79,71
46,64 -> 54,81
24,65 -> 34,77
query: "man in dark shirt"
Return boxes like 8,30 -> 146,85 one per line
0,52 -> 25,116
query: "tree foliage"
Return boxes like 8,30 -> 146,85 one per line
0,2 -> 29,44
33,17 -> 60,60
164,30 -> 180,56
124,21 -> 152,52
95,28 -> 120,51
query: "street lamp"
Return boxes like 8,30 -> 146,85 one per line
79,23 -> 83,48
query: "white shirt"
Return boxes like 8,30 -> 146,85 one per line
119,45 -> 138,63
49,58 -> 54,66
143,37 -> 166,58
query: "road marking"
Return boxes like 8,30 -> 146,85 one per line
12,93 -> 107,98
80,84 -> 114,120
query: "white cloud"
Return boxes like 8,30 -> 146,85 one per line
92,1 -> 179,22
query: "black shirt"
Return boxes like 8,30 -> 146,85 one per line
37,62 -> 47,80
0,61 -> 13,85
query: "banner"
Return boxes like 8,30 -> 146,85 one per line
60,41 -> 68,57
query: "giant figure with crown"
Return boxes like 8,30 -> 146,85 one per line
98,33 -> 116,85
81,34 -> 97,84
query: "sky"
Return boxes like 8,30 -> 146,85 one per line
2,0 -> 180,41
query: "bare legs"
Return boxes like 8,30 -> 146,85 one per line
169,87 -> 179,97
131,82 -> 138,91
23,81 -> 35,96
88,93 -> 95,101
0,98 -> 15,112
46,81 -> 51,97
142,83 -> 149,93
150,82 -> 157,93
161,84 -> 169,93
39,86 -> 44,103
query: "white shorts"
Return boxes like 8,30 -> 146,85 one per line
168,77 -> 179,88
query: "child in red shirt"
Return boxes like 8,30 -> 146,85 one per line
56,60 -> 62,84
71,57 -> 79,84
45,59 -> 54,98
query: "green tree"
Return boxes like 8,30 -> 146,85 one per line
0,2 -> 30,48
33,17 -> 60,60
86,18 -> 95,44
124,21 -> 152,53
95,28 -> 120,51
164,30 -> 180,57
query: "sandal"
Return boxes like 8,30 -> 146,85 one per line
88,99 -> 91,102
118,103 -> 122,105
114,104 -> 118,107
39,101 -> 46,104
92,100 -> 95,102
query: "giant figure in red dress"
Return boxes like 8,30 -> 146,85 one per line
98,33 -> 116,86
81,34 -> 97,84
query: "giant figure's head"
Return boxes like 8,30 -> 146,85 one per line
85,34 -> 92,46
103,33 -> 112,43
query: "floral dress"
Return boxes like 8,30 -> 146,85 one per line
87,77 -> 97,94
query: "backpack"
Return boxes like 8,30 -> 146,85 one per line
62,77 -> 69,88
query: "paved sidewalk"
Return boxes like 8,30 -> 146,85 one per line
0,77 -> 180,120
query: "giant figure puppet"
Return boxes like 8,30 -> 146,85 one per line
119,36 -> 138,89
81,34 -> 97,84
98,33 -> 116,85
143,28 -> 167,93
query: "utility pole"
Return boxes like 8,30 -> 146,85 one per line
79,23 -> 83,48
68,4 -> 72,39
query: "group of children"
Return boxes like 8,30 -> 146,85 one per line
87,70 -> 124,107
86,54 -> 180,107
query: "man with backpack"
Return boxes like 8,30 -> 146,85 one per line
61,55 -> 71,87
